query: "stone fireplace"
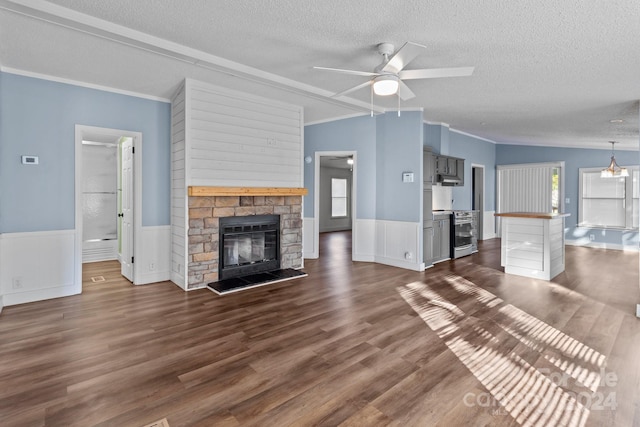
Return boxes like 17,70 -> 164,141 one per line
187,188 -> 304,290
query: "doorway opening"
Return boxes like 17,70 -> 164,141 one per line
472,164 -> 485,241
75,125 -> 142,289
314,151 -> 357,260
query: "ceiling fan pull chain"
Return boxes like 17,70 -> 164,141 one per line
398,92 -> 401,117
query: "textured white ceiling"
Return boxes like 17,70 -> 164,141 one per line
1,0 -> 638,149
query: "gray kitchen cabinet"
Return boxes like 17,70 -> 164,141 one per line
423,227 -> 433,265
432,215 -> 451,263
423,148 -> 435,189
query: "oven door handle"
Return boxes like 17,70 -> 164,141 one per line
454,244 -> 473,250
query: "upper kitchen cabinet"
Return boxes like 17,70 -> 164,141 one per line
435,155 -> 464,186
423,148 -> 435,189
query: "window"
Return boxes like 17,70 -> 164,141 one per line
331,178 -> 348,217
579,167 -> 639,229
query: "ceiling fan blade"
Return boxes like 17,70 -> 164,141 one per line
398,66 -> 475,80
398,81 -> 416,101
332,80 -> 372,98
313,66 -> 378,77
381,42 -> 426,74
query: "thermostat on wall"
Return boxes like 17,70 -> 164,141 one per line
402,172 -> 414,183
21,155 -> 39,165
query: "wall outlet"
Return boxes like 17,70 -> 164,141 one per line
149,263 -> 155,271
565,198 -> 570,204
12,277 -> 23,289
589,234 -> 595,241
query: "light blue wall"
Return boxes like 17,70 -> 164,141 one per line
376,111 -> 423,222
496,144 -> 639,247
0,72 -> 171,233
304,112 -> 423,222
449,131 -> 497,211
304,115 -> 377,219
424,123 -> 497,212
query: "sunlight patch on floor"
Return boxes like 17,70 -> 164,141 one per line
397,277 -> 607,427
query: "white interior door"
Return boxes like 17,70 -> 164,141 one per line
120,138 -> 134,282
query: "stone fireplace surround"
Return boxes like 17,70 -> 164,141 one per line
187,187 -> 306,290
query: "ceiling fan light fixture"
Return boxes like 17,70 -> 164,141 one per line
373,75 -> 399,96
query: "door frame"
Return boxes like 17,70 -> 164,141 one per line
471,163 -> 485,240
75,125 -> 142,288
314,151 -> 357,259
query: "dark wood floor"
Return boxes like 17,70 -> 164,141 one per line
1,234 -> 639,426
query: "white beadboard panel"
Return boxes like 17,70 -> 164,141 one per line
354,219 -> 375,262
303,217 -> 317,259
0,230 -> 78,306
374,220 -> 422,271
136,226 -> 171,285
185,79 -> 303,188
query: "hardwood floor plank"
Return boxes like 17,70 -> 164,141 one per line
0,233 -> 638,426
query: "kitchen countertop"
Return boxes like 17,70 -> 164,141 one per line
494,212 -> 570,219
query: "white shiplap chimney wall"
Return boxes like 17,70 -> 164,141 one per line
170,79 -> 304,289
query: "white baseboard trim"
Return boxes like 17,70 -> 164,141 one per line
353,254 -> 375,262
3,284 -> 78,306
375,256 -> 423,271
565,239 -> 639,252
136,271 -> 171,285
171,272 -> 186,290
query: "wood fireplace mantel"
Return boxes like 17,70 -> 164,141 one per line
188,186 -> 308,197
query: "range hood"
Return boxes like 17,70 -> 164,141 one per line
437,174 -> 463,186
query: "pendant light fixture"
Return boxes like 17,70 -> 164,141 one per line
601,141 -> 628,178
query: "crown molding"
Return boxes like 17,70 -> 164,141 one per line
0,0 -> 382,115
1,66 -> 171,102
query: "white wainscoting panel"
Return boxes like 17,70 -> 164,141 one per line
0,230 -> 78,306
353,219 -> 375,262
565,239 -> 640,252
303,217 -> 317,259
483,210 -> 498,240
136,226 -> 171,285
374,220 -> 422,271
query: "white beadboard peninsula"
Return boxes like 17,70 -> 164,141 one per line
494,212 -> 570,281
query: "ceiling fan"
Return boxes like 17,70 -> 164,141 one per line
314,42 -> 474,100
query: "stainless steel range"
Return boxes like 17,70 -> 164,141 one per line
451,211 -> 475,258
